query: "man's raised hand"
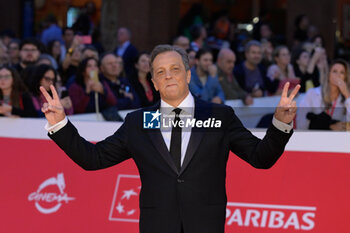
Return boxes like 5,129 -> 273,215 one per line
40,85 -> 66,126
274,82 -> 301,124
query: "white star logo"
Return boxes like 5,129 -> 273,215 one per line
121,189 -> 138,200
150,110 -> 161,122
127,209 -> 136,216
116,202 -> 124,213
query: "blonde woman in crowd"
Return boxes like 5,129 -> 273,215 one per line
296,59 -> 350,130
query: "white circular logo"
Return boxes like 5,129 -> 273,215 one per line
28,173 -> 75,214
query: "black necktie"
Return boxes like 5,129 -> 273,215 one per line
170,108 -> 182,172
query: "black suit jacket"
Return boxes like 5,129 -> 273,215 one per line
115,43 -> 138,76
49,98 -> 292,233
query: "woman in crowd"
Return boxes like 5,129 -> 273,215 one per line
47,40 -> 62,65
30,64 -> 73,116
68,57 -> 116,114
129,52 -> 159,107
297,59 -> 350,130
0,65 -> 37,117
267,45 -> 299,95
292,49 -> 320,93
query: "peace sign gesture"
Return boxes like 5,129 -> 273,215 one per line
40,85 -> 66,126
274,82 -> 301,124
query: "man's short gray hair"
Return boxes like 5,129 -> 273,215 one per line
150,44 -> 190,75
244,40 -> 262,53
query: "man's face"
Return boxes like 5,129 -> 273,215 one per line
196,52 -> 213,73
63,29 -> 74,45
245,45 -> 262,66
101,54 -> 122,78
20,44 -> 40,65
174,36 -> 190,50
117,28 -> 129,44
151,51 -> 191,103
217,52 -> 236,75
8,42 -> 19,59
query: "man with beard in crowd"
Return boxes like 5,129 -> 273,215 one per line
14,39 -> 41,74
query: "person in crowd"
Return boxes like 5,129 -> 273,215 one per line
173,35 -> 190,50
60,27 -> 75,61
29,64 -> 73,116
7,39 -> 21,66
297,59 -> 350,130
234,40 -> 279,97
37,54 -> 59,70
60,36 -> 83,84
305,46 -> 328,91
0,29 -> 15,47
189,48 -> 225,104
253,22 -> 273,42
261,39 -> 274,68
311,34 -> 323,48
81,45 -> 99,60
0,65 -> 37,117
47,39 -> 62,65
41,15 -> 63,46
0,41 -> 10,65
292,49 -> 320,93
115,27 -> 138,76
267,45 -> 299,95
216,48 -> 253,105
68,57 -> 116,114
293,14 -> 310,47
129,52 -> 159,107
14,38 -> 41,74
307,25 -> 319,42
190,24 -> 207,52
100,53 -> 140,110
186,48 -> 196,69
206,15 -> 231,59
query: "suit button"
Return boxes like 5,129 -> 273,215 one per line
177,179 -> 184,183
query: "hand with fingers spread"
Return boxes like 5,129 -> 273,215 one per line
40,85 -> 66,125
274,82 -> 301,124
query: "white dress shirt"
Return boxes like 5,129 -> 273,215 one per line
160,92 -> 195,166
117,41 -> 130,57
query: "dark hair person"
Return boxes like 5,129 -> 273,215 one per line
0,65 -> 37,117
129,52 -> 160,107
68,57 -> 116,113
29,64 -> 73,116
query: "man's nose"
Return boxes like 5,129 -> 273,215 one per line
165,70 -> 173,79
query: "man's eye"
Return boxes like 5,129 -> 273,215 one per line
157,71 -> 163,75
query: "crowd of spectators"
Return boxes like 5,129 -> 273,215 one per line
0,5 -> 349,131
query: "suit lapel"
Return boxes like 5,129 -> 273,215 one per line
180,98 -> 210,175
145,102 -> 179,175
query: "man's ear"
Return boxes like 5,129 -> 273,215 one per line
186,70 -> 191,84
151,78 -> 159,91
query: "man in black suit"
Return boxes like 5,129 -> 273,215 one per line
40,45 -> 300,233
114,27 -> 139,76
